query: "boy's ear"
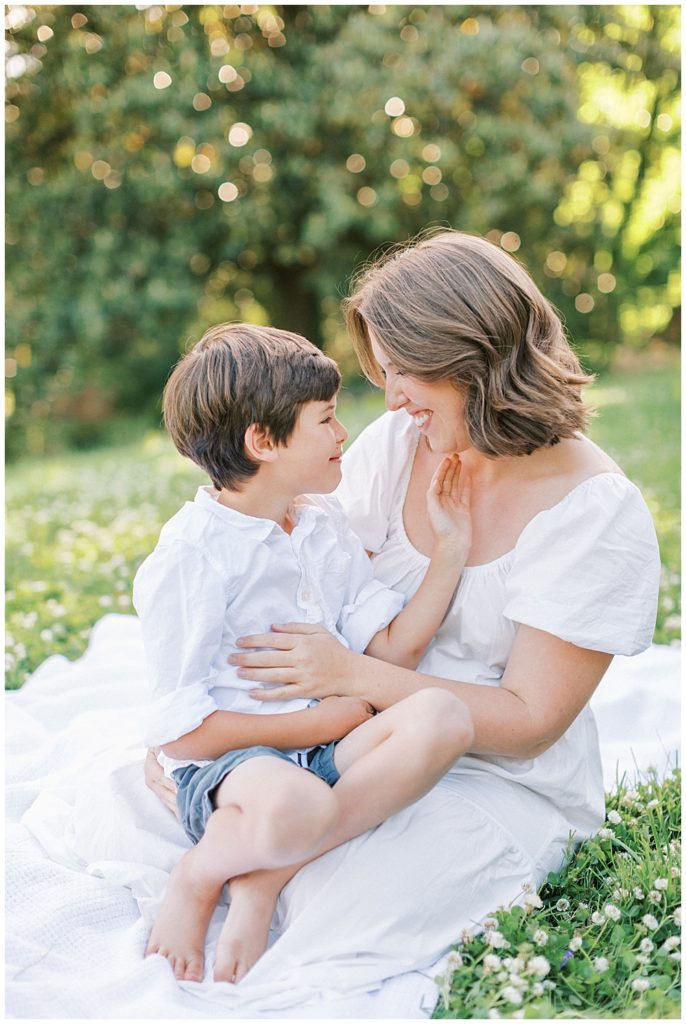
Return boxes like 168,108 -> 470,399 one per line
244,423 -> 279,463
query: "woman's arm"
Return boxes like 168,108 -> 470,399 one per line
230,623 -> 612,759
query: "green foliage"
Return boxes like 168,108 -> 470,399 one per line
5,5 -> 680,458
433,767 -> 681,1019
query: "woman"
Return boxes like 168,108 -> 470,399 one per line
145,230 -> 660,999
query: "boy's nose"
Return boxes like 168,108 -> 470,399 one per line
337,420 -> 349,443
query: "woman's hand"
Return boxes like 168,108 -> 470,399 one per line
427,453 -> 472,561
144,748 -> 180,820
229,624 -> 358,702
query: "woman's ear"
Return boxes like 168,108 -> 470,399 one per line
244,423 -> 279,464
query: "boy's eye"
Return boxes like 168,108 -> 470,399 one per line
321,416 -> 332,423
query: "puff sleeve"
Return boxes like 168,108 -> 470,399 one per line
503,474 -> 660,656
335,411 -> 414,554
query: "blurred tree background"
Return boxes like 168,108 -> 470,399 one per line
5,3 -> 680,459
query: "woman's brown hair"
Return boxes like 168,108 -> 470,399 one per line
344,230 -> 594,456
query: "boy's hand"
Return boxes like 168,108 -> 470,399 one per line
426,453 -> 472,561
308,695 -> 375,742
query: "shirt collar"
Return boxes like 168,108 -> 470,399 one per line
194,486 -> 279,542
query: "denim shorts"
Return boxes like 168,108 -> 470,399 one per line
173,742 -> 340,845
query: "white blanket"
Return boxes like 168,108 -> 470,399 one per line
6,615 -> 680,1019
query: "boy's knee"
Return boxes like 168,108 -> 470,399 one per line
409,688 -> 475,760
254,777 -> 338,865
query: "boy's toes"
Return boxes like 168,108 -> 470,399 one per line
184,955 -> 205,982
214,954 -> 238,984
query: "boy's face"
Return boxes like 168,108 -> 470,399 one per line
276,398 -> 348,495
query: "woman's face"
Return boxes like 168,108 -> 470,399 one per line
368,331 -> 472,454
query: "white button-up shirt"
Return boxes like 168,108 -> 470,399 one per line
133,486 -> 404,776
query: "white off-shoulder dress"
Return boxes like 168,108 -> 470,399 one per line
250,409 -> 661,997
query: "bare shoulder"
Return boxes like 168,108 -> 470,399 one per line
555,433 -> 623,483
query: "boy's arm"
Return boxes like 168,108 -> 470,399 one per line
162,697 -> 374,760
365,455 -> 472,669
134,540 -> 372,760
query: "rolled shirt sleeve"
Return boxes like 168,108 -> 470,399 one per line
132,539 -> 228,746
328,500 -> 405,652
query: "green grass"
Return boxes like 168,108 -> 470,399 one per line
4,361 -> 681,1018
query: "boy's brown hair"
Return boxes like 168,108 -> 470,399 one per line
163,323 -> 341,490
344,230 -> 594,457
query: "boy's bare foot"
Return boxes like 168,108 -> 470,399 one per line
145,851 -> 223,982
213,874 -> 278,983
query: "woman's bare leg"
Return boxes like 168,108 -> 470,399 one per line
221,689 -> 473,981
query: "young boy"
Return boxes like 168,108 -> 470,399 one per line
133,323 -> 473,985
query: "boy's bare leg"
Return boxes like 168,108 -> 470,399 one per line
221,689 -> 473,982
146,756 -> 338,983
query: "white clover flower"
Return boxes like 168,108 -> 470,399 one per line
508,973 -> 526,990
662,936 -> 680,951
671,865 -> 680,877
521,880 -> 533,892
569,935 -> 583,951
487,1011 -> 501,1020
98,595 -> 113,607
673,907 -> 682,926
483,918 -> 498,930
669,950 -> 681,961
542,979 -> 556,991
486,930 -> 509,949
502,985 -> 523,1006
5,654 -> 15,671
635,953 -> 650,965
503,956 -> 525,974
512,1011 -> 525,1020
591,911 -> 607,925
556,898 -> 570,912
607,810 -> 622,824
633,888 -> 645,901
639,938 -> 654,953
483,953 -> 501,972
605,904 -> 621,922
532,982 -> 544,997
642,914 -> 659,930
460,927 -> 474,944
446,950 -> 463,971
654,877 -> 668,890
533,929 -> 549,946
598,828 -> 614,840
522,892 -> 543,911
577,901 -> 589,910
631,978 -> 650,993
39,629 -> 54,642
593,956 -> 609,973
648,891 -> 662,904
646,798 -> 659,809
527,956 -> 551,978
622,789 -> 639,806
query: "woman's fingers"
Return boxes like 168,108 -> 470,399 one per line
235,633 -> 293,650
235,623 -> 327,648
249,685 -> 298,702
229,649 -> 293,668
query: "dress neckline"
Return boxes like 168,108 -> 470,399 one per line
395,432 -> 628,572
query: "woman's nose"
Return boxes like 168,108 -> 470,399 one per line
385,375 -> 406,411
